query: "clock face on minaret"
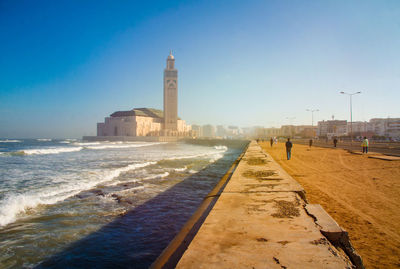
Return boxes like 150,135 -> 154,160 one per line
163,51 -> 178,131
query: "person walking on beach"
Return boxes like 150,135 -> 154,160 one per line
362,137 -> 369,154
270,138 -> 273,147
333,138 -> 338,148
309,139 -> 313,148
285,138 -> 293,160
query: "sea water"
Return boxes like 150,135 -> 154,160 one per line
0,139 -> 244,268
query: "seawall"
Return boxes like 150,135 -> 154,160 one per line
152,140 -> 363,268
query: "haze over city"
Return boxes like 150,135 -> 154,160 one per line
1,0 -> 399,138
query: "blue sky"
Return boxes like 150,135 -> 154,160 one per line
1,0 -> 399,138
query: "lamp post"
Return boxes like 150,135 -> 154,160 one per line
340,91 -> 361,144
306,109 -> 319,126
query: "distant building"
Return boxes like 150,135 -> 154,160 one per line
226,126 -> 241,137
369,118 -> 400,139
96,52 -> 191,137
294,125 -> 317,138
317,120 -> 347,138
191,124 -> 202,137
202,125 -> 216,138
216,125 -> 226,137
281,125 -> 296,137
348,121 -> 368,134
254,127 -> 281,138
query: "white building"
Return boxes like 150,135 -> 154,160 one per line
96,52 -> 191,137
317,120 -> 348,138
369,118 -> 400,139
202,125 -> 216,138
348,121 -> 368,134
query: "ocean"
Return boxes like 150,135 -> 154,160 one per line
0,138 -> 245,268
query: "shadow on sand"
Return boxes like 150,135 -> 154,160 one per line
36,143 -> 246,269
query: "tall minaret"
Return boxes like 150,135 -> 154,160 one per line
163,51 -> 178,132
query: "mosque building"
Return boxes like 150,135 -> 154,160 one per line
96,52 -> 191,138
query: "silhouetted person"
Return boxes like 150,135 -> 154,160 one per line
333,138 -> 338,147
309,139 -> 313,148
362,137 -> 369,153
285,138 -> 293,160
270,138 -> 273,147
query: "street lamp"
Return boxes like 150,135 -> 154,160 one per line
340,91 -> 362,143
306,109 -> 319,126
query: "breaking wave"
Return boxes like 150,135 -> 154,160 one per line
36,138 -> 52,141
7,142 -> 166,156
214,145 -> 228,151
15,147 -> 83,155
0,161 -> 156,227
143,172 -> 169,180
85,142 -> 164,150
0,140 -> 22,143
166,146 -> 228,161
174,166 -> 187,172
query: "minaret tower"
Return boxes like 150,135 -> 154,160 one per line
163,51 -> 178,133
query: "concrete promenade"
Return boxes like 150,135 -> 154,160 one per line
173,141 -> 360,268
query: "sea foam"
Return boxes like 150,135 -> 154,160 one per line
21,147 -> 83,155
85,142 -> 165,150
0,161 -> 156,226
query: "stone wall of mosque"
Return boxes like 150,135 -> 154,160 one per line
97,115 -> 191,137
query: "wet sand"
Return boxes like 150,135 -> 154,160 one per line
259,142 -> 400,269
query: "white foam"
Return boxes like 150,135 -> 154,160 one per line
0,161 -> 156,227
21,147 -> 83,155
214,145 -> 228,151
166,146 -> 228,161
86,142 -> 164,150
102,162 -> 156,184
36,138 -> 52,141
143,172 -> 169,180
73,142 -> 101,146
174,166 -> 187,172
59,140 -> 71,144
0,140 -> 22,143
8,142 -> 166,156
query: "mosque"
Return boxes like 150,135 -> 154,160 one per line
95,52 -> 191,139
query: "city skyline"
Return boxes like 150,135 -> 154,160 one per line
1,0 -> 399,138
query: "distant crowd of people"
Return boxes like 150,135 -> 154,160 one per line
257,136 -> 371,160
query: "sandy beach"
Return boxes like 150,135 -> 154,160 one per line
259,141 -> 400,269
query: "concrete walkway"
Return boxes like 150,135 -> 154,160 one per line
175,141 -> 358,268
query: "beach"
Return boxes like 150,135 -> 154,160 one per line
259,141 -> 400,268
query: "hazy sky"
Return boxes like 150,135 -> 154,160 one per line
1,0 -> 399,138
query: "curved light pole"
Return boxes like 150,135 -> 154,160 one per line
306,109 -> 319,126
340,91 -> 361,143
